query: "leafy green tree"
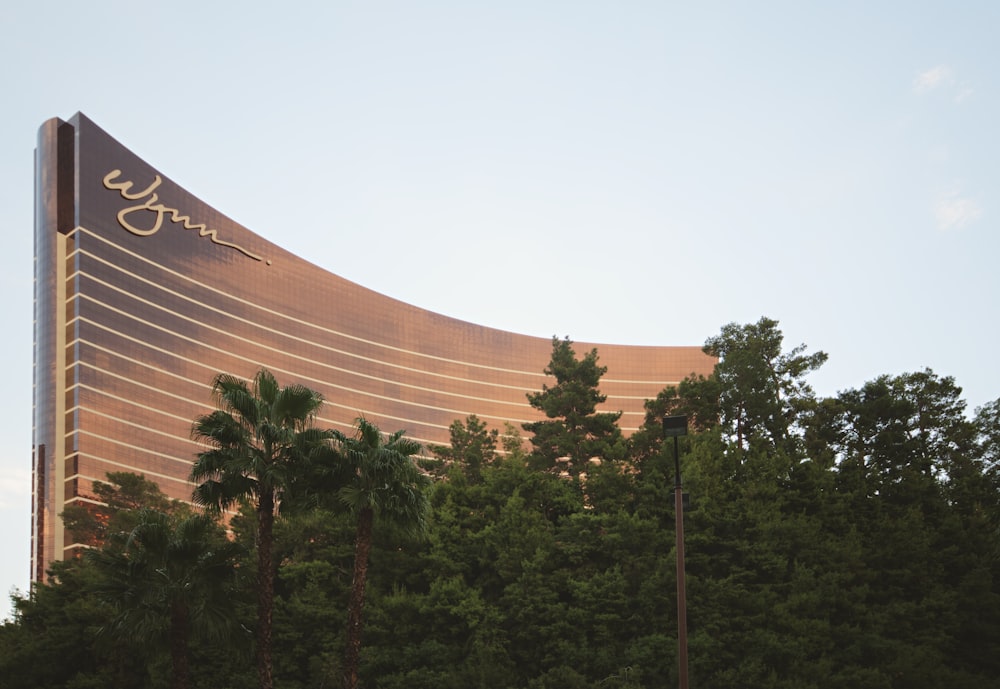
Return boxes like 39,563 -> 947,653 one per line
336,417 -> 431,689
10,327 -> 1000,689
3,474 -> 193,689
499,421 -> 528,458
85,509 -> 245,689
976,398 -> 1000,473
62,471 -> 177,549
629,374 -> 722,466
824,370 -> 975,502
428,414 -> 499,482
364,575 -> 514,689
704,317 -> 826,457
269,509 -> 356,689
0,558 -> 145,689
796,369 -> 1000,687
524,337 -> 624,476
190,369 -> 333,689
629,319 -> 840,687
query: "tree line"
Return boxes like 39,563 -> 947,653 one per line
2,317 -> 998,688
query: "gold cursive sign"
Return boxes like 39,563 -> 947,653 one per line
103,169 -> 265,262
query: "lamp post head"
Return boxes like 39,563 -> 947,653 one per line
662,415 -> 688,438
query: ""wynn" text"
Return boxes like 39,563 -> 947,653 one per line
103,169 -> 264,262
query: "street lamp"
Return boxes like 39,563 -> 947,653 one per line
663,414 -> 689,689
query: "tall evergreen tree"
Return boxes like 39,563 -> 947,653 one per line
428,414 -> 499,482
704,317 -> 826,458
976,398 -> 1000,473
524,337 -> 624,476
61,471 -> 177,549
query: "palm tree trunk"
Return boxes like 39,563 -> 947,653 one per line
170,600 -> 191,689
343,506 -> 374,689
257,492 -> 276,689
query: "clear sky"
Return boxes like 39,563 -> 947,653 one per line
1,1 -> 997,618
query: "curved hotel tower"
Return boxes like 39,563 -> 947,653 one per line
32,113 -> 715,580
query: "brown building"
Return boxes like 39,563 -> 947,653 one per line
32,113 -> 715,580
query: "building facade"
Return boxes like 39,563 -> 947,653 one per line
32,113 -> 715,580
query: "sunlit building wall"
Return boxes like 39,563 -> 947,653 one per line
32,113 -> 715,580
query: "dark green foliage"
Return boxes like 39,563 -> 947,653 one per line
270,510 -> 355,689
524,337 -> 625,475
190,368 -> 333,689
62,471 -> 179,548
1,476 -> 253,689
704,316 -> 827,457
5,327 -> 1000,689
85,508 -> 245,689
0,559 -> 146,689
428,414 -> 499,482
335,417 -> 431,689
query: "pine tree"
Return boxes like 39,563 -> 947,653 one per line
524,337 -> 624,476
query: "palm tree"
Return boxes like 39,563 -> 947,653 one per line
190,369 -> 333,689
86,508 -> 244,689
337,417 -> 431,689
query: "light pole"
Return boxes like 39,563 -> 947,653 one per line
663,414 -> 689,689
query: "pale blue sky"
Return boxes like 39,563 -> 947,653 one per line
1,1 -> 997,617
